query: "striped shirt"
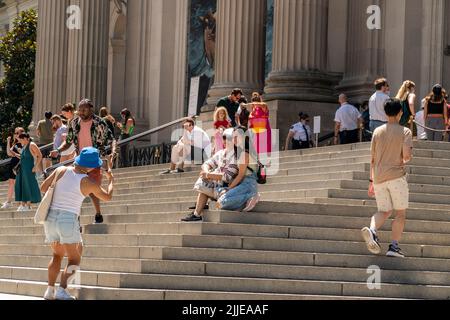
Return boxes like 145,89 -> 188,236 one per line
204,149 -> 239,184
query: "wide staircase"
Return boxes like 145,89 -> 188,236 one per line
0,141 -> 449,300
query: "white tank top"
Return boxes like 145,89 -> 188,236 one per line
50,168 -> 87,216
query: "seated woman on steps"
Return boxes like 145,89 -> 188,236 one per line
182,129 -> 239,222
216,128 -> 260,212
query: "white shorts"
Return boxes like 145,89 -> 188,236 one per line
374,176 -> 409,212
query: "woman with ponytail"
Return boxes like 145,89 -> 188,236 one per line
248,92 -> 272,160
395,80 -> 416,128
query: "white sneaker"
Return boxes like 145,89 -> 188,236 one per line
1,202 -> 12,209
242,193 -> 261,212
43,287 -> 56,300
16,206 -> 24,212
23,206 -> 33,212
55,287 -> 76,300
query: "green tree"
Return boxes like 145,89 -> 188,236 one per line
0,9 -> 37,159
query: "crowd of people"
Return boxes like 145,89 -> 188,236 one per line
1,102 -> 137,220
333,78 -> 450,145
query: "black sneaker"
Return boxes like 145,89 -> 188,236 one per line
386,245 -> 405,258
361,227 -> 381,255
175,168 -> 185,173
188,204 -> 209,210
94,214 -> 104,224
181,213 -> 202,222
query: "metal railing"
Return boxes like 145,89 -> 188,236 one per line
42,116 -> 194,177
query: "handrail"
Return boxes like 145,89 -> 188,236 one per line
0,142 -> 53,167
318,132 -> 335,144
43,116 -> 196,176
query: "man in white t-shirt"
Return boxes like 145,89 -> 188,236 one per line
334,94 -> 362,145
369,78 -> 391,132
161,119 -> 212,174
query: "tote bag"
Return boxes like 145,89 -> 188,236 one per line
34,170 -> 62,225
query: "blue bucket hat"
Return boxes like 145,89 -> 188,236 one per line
74,147 -> 103,169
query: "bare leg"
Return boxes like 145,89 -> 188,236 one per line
370,211 -> 392,231
48,242 -> 65,287
195,193 -> 209,216
391,210 -> 406,242
7,179 -> 15,203
90,194 -> 101,214
60,243 -> 82,289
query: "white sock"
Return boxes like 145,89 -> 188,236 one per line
194,211 -> 200,217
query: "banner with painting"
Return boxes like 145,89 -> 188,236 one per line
188,0 -> 274,115
188,0 -> 217,115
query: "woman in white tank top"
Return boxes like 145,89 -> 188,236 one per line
39,147 -> 115,300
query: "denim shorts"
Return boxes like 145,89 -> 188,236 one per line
44,209 -> 82,245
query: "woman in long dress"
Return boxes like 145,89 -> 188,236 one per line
15,133 -> 42,211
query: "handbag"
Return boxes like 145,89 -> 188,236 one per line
34,169 -> 62,225
12,161 -> 20,176
256,161 -> 267,185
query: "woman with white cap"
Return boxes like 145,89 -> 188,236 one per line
40,147 -> 115,300
182,128 -> 239,222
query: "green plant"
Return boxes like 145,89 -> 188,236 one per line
0,9 -> 37,159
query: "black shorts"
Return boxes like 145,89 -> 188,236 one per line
39,144 -> 52,158
292,140 -> 310,150
7,157 -> 20,180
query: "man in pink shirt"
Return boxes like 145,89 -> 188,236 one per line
51,99 -> 116,224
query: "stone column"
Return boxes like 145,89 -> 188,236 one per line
337,0 -> 386,103
422,0 -> 444,99
66,0 -> 110,108
171,0 -> 189,120
264,0 -> 340,102
206,0 -> 267,106
33,0 -> 70,123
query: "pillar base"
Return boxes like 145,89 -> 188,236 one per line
206,83 -> 265,107
264,71 -> 342,103
336,76 -> 377,104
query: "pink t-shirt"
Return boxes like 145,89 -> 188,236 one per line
78,119 -> 93,151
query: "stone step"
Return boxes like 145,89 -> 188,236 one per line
306,197 -> 450,212
1,204 -> 450,237
340,180 -> 450,196
113,180 -> 344,197
178,234 -> 449,259
3,219 -> 450,247
328,188 -> 450,205
0,278 -> 387,300
2,256 -> 450,289
1,243 -> 449,272
92,272 -> 450,300
2,227 -> 448,261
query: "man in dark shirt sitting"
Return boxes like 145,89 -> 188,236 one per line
216,88 -> 243,127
